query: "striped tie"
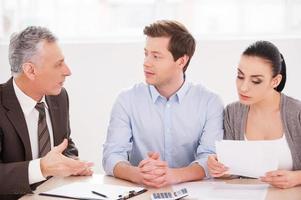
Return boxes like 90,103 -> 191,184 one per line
35,102 -> 51,157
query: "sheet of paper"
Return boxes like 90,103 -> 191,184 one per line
216,140 -> 278,178
173,181 -> 268,200
205,183 -> 268,200
40,182 -> 145,200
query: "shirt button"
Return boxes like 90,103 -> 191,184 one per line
166,103 -> 170,108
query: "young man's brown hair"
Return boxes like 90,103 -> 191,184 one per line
143,20 -> 196,73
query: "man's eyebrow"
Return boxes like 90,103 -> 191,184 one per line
144,48 -> 163,54
237,68 -> 244,75
151,51 -> 162,54
56,58 -> 64,64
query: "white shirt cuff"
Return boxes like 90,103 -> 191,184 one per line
28,159 -> 46,184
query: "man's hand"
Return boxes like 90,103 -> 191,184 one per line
72,162 -> 94,176
40,139 -> 93,177
138,152 -> 178,188
113,153 -> 205,188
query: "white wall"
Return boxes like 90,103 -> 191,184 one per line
1,38 -> 301,173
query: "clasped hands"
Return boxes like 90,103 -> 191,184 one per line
137,152 -> 176,188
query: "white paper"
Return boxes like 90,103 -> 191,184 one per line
215,140 -> 278,178
40,182 -> 145,200
173,181 -> 268,200
205,183 -> 268,200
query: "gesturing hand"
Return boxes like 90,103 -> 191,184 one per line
40,139 -> 93,178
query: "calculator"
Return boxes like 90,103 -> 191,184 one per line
151,188 -> 188,200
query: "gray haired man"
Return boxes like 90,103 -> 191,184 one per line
0,26 -> 93,200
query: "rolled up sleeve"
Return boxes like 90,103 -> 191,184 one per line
192,94 -> 224,178
102,93 -> 133,176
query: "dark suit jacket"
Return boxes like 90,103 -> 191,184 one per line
0,78 -> 78,200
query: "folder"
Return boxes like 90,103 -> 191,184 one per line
39,182 -> 147,200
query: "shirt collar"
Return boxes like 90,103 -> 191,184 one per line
176,80 -> 190,103
149,80 -> 190,104
13,79 -> 48,116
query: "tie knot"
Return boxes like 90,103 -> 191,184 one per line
35,102 -> 46,114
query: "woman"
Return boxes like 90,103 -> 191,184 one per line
207,41 -> 301,189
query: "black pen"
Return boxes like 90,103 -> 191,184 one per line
91,190 -> 108,198
136,188 -> 148,195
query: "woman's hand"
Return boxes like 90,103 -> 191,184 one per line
207,154 -> 229,177
260,170 -> 301,189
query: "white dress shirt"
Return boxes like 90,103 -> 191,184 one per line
103,81 -> 224,177
13,79 -> 54,184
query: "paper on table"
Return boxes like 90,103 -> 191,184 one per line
205,183 -> 269,200
173,181 -> 268,200
39,182 -> 145,200
216,140 -> 278,178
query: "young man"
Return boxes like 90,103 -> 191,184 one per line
103,20 -> 223,188
0,26 -> 93,200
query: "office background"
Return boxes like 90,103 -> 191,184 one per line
0,0 -> 301,173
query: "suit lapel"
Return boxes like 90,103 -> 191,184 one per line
3,78 -> 32,160
46,96 -> 61,146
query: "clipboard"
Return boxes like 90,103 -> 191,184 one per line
39,182 -> 147,200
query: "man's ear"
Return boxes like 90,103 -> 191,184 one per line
22,62 -> 36,80
176,54 -> 189,70
271,74 -> 282,89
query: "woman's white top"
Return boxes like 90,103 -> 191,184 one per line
245,134 -> 293,170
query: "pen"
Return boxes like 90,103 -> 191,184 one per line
91,191 -> 108,198
136,188 -> 148,195
116,189 -> 148,200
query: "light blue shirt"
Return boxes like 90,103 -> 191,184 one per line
103,81 -> 224,177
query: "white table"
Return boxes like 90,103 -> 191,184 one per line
20,174 -> 301,200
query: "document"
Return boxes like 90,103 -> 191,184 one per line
215,140 -> 278,178
39,182 -> 146,200
173,181 -> 268,200
206,183 -> 268,200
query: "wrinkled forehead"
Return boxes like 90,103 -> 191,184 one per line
33,41 -> 64,63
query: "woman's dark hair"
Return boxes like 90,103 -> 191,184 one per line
243,41 -> 286,92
